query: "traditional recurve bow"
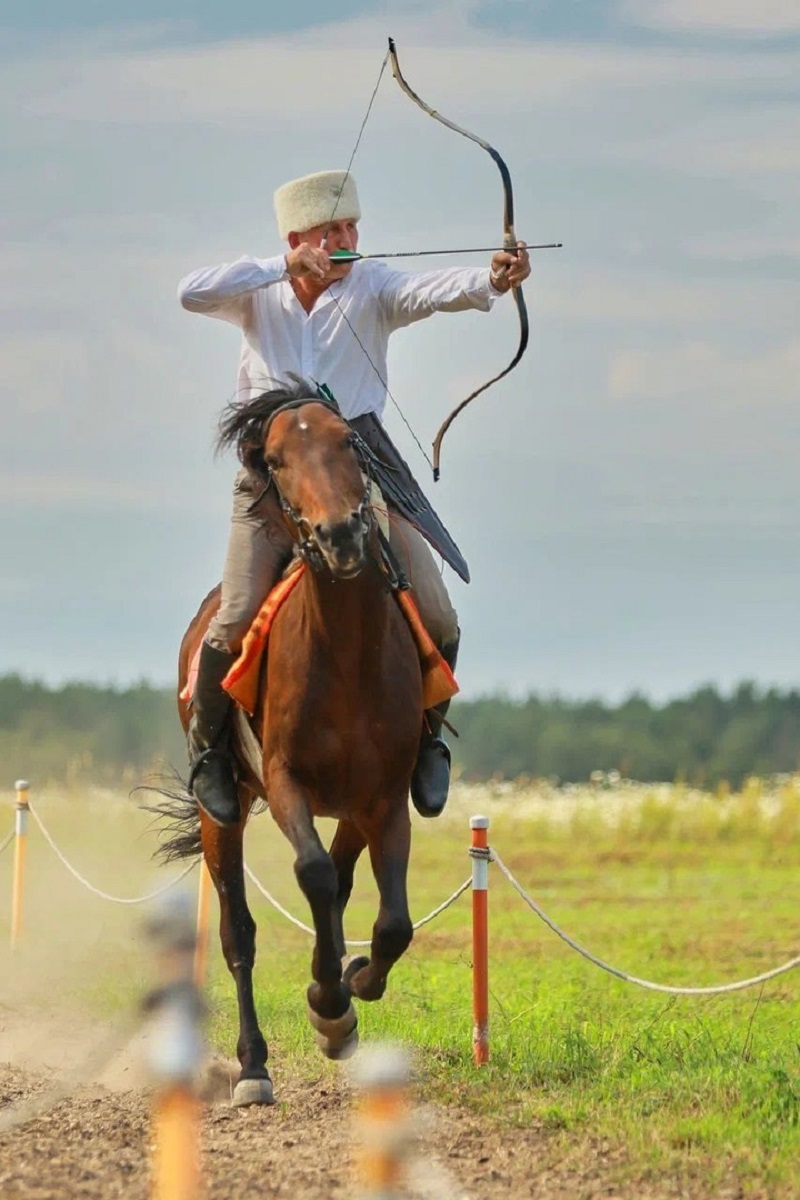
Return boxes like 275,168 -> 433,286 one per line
387,37 -> 530,480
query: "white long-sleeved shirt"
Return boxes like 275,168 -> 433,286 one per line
178,254 -> 500,420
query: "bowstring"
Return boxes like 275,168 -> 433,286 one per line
321,50 -> 434,471
327,50 -> 389,224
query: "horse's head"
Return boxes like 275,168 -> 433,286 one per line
263,401 -> 373,579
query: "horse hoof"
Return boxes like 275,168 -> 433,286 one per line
316,1024 -> 359,1061
343,956 -> 386,1001
307,1002 -> 358,1060
307,1001 -> 357,1040
342,955 -> 370,991
232,1076 -> 275,1107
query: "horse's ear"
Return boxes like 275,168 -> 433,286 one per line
241,439 -> 270,481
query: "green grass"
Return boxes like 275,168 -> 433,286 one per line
3,779 -> 800,1194
210,783 -> 800,1194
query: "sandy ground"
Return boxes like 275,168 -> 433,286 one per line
0,1012 -> 577,1200
0,1012 -> 758,1200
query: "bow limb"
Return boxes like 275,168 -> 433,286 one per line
388,37 -> 529,480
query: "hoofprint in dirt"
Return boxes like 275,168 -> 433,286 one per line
0,1059 -> 758,1200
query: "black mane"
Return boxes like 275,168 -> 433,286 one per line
216,383 -> 319,475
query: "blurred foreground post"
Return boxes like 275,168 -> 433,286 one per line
352,1044 -> 413,1199
145,893 -> 205,1200
470,814 -> 490,1065
10,780 -> 30,950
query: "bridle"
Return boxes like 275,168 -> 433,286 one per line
261,398 -> 374,573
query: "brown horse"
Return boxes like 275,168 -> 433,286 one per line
166,387 -> 423,1106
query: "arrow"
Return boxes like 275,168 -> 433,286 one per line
328,242 -> 562,263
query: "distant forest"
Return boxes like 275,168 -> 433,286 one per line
0,674 -> 798,790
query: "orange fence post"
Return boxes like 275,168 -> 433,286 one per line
193,859 -> 212,988
352,1044 -> 413,1198
10,780 -> 30,950
145,894 -> 205,1200
470,814 -> 490,1065
151,1084 -> 202,1200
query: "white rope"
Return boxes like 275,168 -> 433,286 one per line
28,802 -> 197,904
244,862 -> 470,946
0,829 -> 13,857
410,878 -> 471,929
491,849 -> 800,996
244,863 -> 316,936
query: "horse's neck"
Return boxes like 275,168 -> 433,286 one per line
301,566 -> 391,652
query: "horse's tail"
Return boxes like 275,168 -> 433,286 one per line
137,770 -> 202,863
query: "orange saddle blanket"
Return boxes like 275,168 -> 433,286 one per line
182,564 -> 458,717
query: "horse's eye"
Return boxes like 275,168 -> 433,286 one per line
265,453 -> 283,471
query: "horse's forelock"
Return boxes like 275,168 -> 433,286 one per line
216,385 -> 318,465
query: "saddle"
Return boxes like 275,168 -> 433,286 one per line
220,564 -> 458,716
181,564 -> 458,719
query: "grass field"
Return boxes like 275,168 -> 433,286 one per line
1,777 -> 799,1196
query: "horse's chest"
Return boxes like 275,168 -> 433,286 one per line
265,615 -> 422,813
301,718 -> 388,783
271,714 -> 413,818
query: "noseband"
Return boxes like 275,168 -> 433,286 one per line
262,399 -> 374,573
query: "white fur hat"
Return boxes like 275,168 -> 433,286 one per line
273,170 -> 361,239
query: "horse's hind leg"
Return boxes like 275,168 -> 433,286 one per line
345,799 -> 413,1003
201,813 -> 274,1105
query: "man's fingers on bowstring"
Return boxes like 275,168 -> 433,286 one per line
304,244 -> 330,279
289,243 -> 329,280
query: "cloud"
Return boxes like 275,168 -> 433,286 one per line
682,233 -> 800,263
545,274 -> 721,325
543,268 -> 800,333
0,332 -> 92,411
608,337 -> 800,405
651,109 -> 800,184
623,0 -> 800,37
6,16 -> 797,130
0,473 -> 171,510
3,4 -> 800,700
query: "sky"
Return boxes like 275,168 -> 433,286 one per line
2,0 -> 799,702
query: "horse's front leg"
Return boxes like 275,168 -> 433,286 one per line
345,798 -> 413,1003
200,812 -> 274,1106
268,770 -> 357,1058
328,818 -> 367,961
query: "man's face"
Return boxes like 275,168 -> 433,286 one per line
298,219 -> 359,279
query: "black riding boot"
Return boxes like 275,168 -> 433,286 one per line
187,640 -> 241,827
410,635 -> 459,819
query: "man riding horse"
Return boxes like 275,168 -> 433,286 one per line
178,169 -> 531,828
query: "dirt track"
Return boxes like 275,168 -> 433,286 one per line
0,1023 -> 595,1200
0,1056 -> 585,1200
0,1060 -> 639,1200
0,1037 -> 753,1200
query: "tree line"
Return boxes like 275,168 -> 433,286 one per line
0,674 -> 797,789
0,675 -> 186,789
450,683 -> 800,786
